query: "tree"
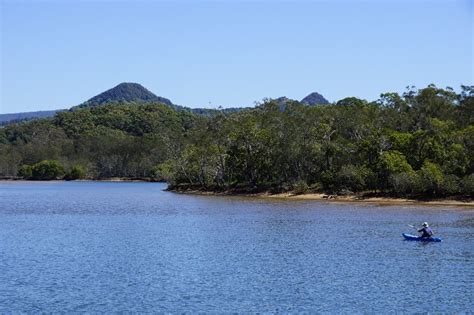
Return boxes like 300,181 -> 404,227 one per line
457,85 -> 474,127
65,165 -> 86,180
335,164 -> 370,192
461,174 -> 474,196
417,161 -> 444,195
404,85 -> 457,130
0,85 -> 470,199
18,165 -> 33,179
31,160 -> 65,180
389,172 -> 417,195
439,174 -> 461,195
377,150 -> 413,190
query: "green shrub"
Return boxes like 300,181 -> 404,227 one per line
417,161 -> 444,195
389,171 -> 417,195
292,180 -> 309,194
377,150 -> 413,190
31,160 -> 65,180
379,151 -> 413,174
461,174 -> 474,196
65,165 -> 86,180
440,174 -> 461,195
335,165 -> 369,192
17,165 -> 33,179
320,170 -> 336,191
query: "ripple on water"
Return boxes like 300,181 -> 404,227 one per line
0,181 -> 473,312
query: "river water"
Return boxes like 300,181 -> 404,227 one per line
1,181 -> 473,312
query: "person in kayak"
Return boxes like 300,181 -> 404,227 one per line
418,222 -> 433,238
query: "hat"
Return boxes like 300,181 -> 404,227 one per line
422,222 -> 429,227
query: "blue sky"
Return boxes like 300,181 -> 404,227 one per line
1,0 -> 472,113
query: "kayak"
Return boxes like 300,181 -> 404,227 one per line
403,233 -> 442,242
402,233 -> 442,242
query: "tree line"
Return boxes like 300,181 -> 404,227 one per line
0,85 -> 473,197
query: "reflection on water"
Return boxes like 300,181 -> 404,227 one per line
0,181 -> 473,312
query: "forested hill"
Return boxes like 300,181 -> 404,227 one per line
0,110 -> 63,126
0,84 -> 473,198
0,83 -> 174,125
0,82 -> 330,125
75,82 -> 173,108
269,92 -> 329,109
300,92 -> 329,105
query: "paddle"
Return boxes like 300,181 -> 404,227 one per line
407,224 -> 418,231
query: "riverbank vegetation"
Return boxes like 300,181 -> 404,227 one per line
1,85 -> 473,198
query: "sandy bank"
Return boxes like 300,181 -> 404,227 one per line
173,190 -> 474,208
264,192 -> 473,208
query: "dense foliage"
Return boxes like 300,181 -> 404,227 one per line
0,102 -> 199,179
18,160 -> 65,180
0,85 -> 473,198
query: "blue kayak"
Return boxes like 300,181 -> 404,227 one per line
402,233 -> 442,242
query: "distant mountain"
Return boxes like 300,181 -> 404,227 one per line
300,92 -> 329,105
0,83 -> 174,126
0,85 -> 329,126
0,110 -> 63,126
269,93 -> 329,109
269,97 -> 297,111
273,96 -> 296,105
76,82 -> 173,108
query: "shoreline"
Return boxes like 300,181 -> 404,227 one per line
1,179 -> 472,208
0,177 -> 163,183
171,190 -> 474,208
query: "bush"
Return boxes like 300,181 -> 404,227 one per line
439,174 -> 461,195
150,162 -> 173,181
380,151 -> 413,174
389,171 -> 417,195
335,165 -> 369,192
461,174 -> 474,196
17,165 -> 33,179
149,165 -> 161,179
320,170 -> 336,191
292,180 -> 309,194
377,150 -> 413,190
417,161 -> 444,195
31,160 -> 65,180
65,165 -> 86,180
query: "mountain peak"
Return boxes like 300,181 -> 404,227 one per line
77,82 -> 173,108
300,92 -> 329,105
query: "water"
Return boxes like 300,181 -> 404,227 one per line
1,181 -> 473,312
